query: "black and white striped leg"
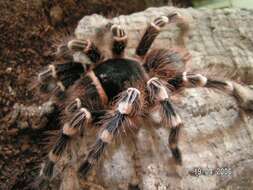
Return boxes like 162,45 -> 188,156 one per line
168,72 -> 253,111
147,77 -> 183,164
169,12 -> 190,48
64,97 -> 107,126
68,39 -> 103,64
111,24 -> 128,57
38,61 -> 86,98
42,106 -> 92,178
136,12 -> 190,57
38,62 -> 85,83
168,72 -> 234,93
136,16 -> 169,57
78,88 -> 142,178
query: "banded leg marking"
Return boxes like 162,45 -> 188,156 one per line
111,24 -> 128,57
38,62 -> 85,83
136,16 -> 168,57
169,72 -> 253,110
147,77 -> 182,164
136,12 -> 190,57
38,62 -> 86,98
147,77 -> 182,128
169,127 -> 182,164
42,107 -> 91,178
68,39 -> 103,63
168,72 -> 234,93
78,88 -> 142,178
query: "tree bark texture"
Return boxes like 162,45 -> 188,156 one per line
53,7 -> 253,190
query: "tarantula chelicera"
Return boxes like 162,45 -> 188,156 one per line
32,11 -> 251,186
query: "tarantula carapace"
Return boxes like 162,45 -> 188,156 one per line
33,11 -> 251,185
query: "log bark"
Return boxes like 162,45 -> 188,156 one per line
54,7 -> 253,190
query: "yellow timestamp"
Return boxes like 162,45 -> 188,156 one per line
189,167 -> 232,177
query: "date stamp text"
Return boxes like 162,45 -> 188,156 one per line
189,167 -> 232,177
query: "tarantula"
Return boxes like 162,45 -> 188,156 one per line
30,11 -> 252,187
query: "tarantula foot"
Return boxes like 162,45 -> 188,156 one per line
171,147 -> 182,165
152,16 -> 169,29
168,11 -> 184,24
42,160 -> 55,179
78,160 -> 93,179
233,83 -> 253,111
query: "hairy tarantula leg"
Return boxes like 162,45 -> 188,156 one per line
68,39 -> 103,64
78,88 -> 142,178
168,72 -> 253,111
38,61 -> 86,98
136,11 -> 190,57
136,16 -> 169,57
42,107 -> 92,178
38,62 -> 85,83
111,24 -> 128,57
147,77 -> 183,164
64,98 -> 107,123
167,11 -> 190,48
169,127 -> 181,164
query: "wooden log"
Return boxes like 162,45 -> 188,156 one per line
54,7 -> 253,190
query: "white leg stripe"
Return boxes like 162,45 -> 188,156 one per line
225,81 -> 234,93
160,16 -> 169,24
171,114 -> 182,128
150,22 -> 161,31
67,39 -> 90,52
49,151 -> 59,163
196,74 -> 207,87
182,72 -> 188,83
62,123 -> 77,136
127,87 -> 140,95
75,98 -> 82,109
158,86 -> 169,101
100,129 -> 113,143
80,107 -> 91,121
118,101 -> 132,114
113,35 -> 128,41
147,77 -> 159,86
147,78 -> 169,101
67,40 -> 76,50
83,39 -> 91,53
48,65 -> 56,78
57,81 -> 65,91
117,88 -> 140,114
